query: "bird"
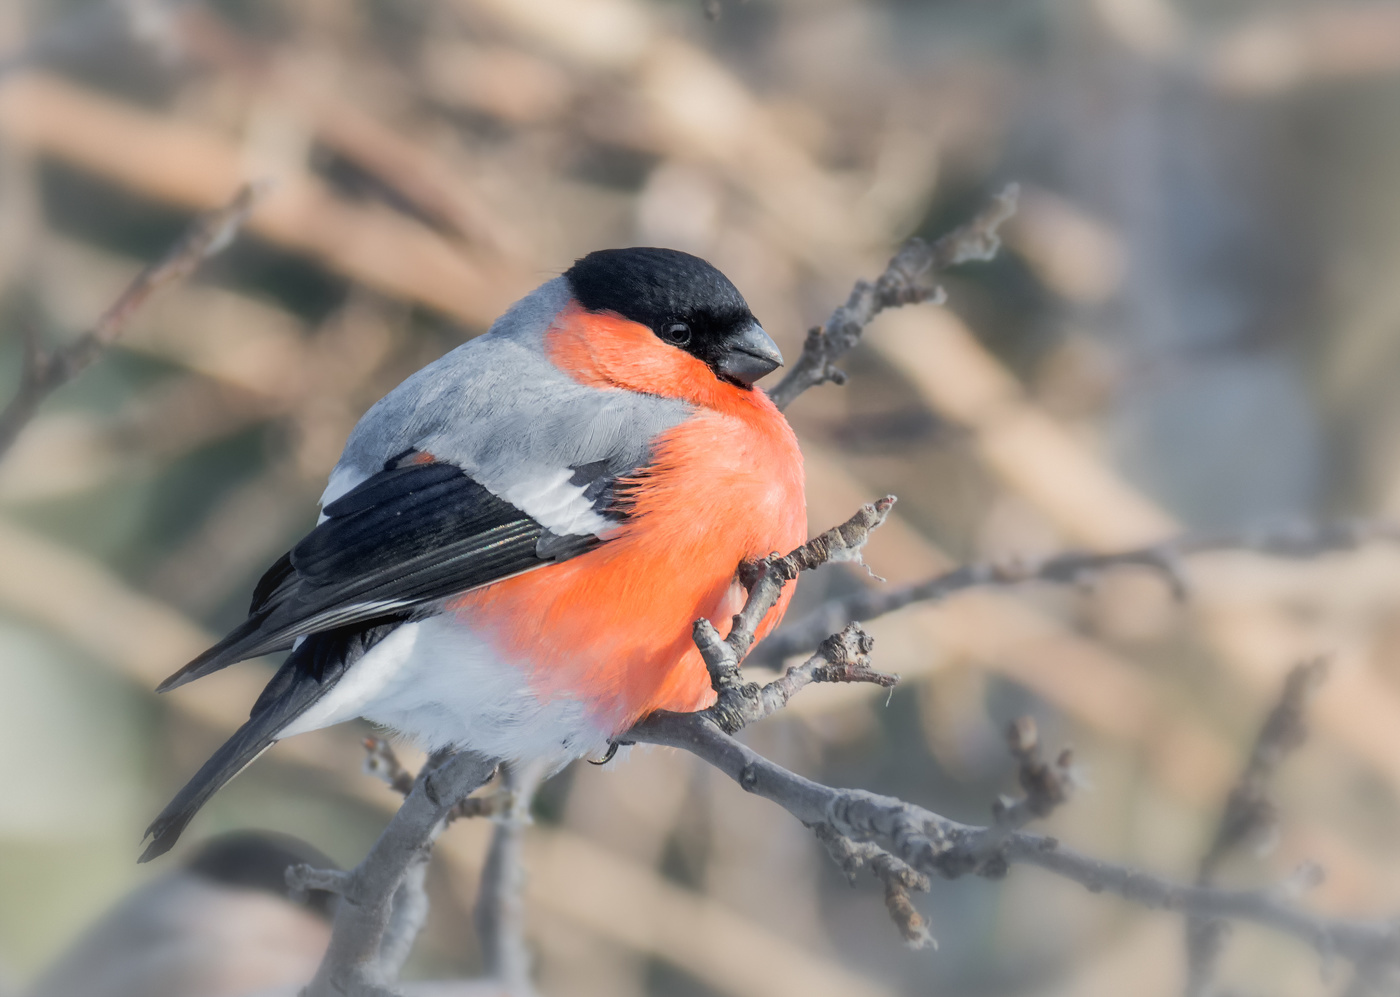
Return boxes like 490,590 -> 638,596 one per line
141,247 -> 807,862
29,833 -> 337,997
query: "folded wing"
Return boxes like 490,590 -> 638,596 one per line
156,457 -> 608,692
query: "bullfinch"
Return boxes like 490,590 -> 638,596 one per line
29,833 -> 336,997
141,247 -> 806,861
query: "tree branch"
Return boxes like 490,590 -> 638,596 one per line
752,518 -> 1400,668
1186,658 -> 1330,997
618,501 -> 1400,973
0,182 -> 261,459
813,823 -> 933,948
630,708 -> 1400,970
475,759 -> 548,997
812,715 -> 1072,948
680,496 -> 900,737
766,184 -> 1019,411
292,747 -> 499,997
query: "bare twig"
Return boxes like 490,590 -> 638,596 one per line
0,182 -> 261,459
973,717 -> 1076,871
295,748 -> 499,997
1200,659 -> 1329,880
682,497 -> 899,736
1001,717 -> 1074,824
629,709 -> 1400,971
364,736 -> 416,797
752,519 -> 1400,667
1186,659 -> 1330,997
811,717 -> 1070,948
475,759 -> 549,997
767,185 -> 1019,411
813,824 -> 933,948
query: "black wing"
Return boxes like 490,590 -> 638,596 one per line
156,458 -> 607,692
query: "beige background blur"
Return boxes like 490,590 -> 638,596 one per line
3,0 -> 1400,994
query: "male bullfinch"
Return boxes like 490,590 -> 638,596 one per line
141,248 -> 806,861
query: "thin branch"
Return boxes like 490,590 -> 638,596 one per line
364,736 -> 416,797
0,182 -> 262,459
767,184 -> 1019,411
475,759 -> 549,997
813,714 -> 1073,947
629,710 -> 1400,971
1200,659 -> 1329,880
752,519 -> 1400,668
339,738 -> 523,993
973,717 -> 1075,872
1186,659 -> 1330,997
683,496 -> 899,736
813,823 -> 933,948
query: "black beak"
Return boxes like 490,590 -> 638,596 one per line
716,323 -> 783,387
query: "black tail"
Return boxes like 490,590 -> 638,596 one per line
140,620 -> 404,863
139,713 -> 286,863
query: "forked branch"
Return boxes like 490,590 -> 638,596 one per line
290,747 -> 499,997
629,501 -> 1400,971
0,183 -> 262,458
767,184 -> 1019,411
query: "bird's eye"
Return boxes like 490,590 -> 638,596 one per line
662,322 -> 692,346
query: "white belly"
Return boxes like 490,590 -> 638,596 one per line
276,616 -> 612,765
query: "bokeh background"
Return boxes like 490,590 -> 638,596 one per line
3,0 -> 1400,994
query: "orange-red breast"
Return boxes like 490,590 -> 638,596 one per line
142,247 -> 806,861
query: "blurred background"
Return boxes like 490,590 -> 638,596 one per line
2,0 -> 1400,994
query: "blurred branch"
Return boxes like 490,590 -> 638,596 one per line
974,716 -> 1075,865
1198,659 -> 1329,880
170,4 -> 526,258
1186,659 -> 1330,997
0,182 -> 259,459
0,73 -> 523,325
475,760 -> 548,997
1204,4 -> 1400,95
767,185 -> 1018,411
292,747 -> 498,997
254,981 -> 509,997
752,518 -> 1400,667
0,3 -> 138,80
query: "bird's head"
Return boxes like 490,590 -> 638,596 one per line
564,247 -> 782,389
